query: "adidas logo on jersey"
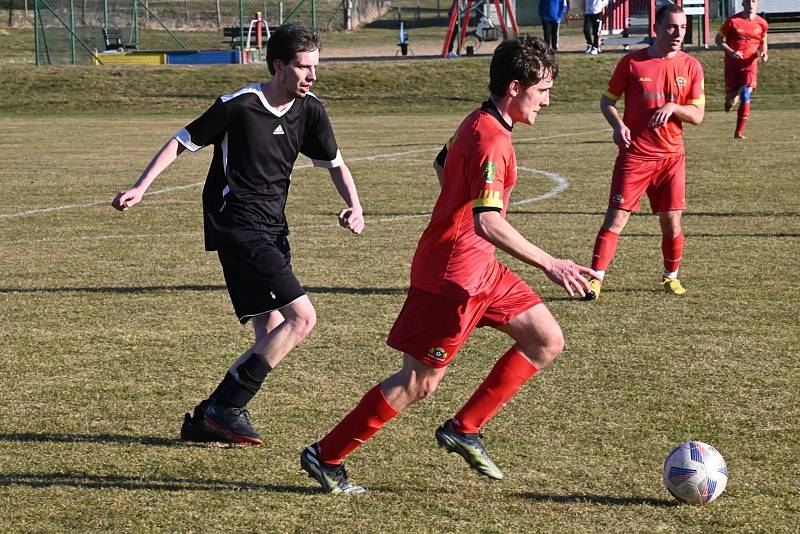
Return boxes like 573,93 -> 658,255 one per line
272,125 -> 285,135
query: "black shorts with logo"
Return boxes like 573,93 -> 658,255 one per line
217,236 -> 305,324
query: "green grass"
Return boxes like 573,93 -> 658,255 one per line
1,41 -> 799,532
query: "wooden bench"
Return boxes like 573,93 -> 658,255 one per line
102,26 -> 137,51
223,26 -> 269,49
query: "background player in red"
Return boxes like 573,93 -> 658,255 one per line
300,35 -> 597,494
112,24 -> 364,446
715,0 -> 768,139
584,4 -> 705,301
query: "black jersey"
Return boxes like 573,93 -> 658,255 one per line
175,84 -> 342,251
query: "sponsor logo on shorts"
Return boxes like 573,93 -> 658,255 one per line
427,347 -> 448,361
639,76 -> 652,82
483,162 -> 496,183
613,194 -> 624,204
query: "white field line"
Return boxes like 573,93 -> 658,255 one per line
0,128 -> 607,221
0,128 -> 606,244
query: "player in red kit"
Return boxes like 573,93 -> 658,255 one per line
299,35 -> 597,493
584,4 -> 704,300
715,0 -> 768,139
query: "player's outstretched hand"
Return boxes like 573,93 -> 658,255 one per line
545,259 -> 600,298
338,206 -> 364,235
112,189 -> 143,212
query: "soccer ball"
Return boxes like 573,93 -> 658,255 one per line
663,441 -> 729,504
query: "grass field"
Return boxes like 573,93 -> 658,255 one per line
1,40 -> 799,532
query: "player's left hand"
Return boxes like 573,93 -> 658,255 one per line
648,103 -> 678,129
545,259 -> 600,298
338,206 -> 364,235
760,51 -> 768,63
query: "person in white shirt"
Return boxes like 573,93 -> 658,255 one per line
584,0 -> 608,55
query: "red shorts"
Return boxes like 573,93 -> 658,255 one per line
386,264 -> 542,368
609,151 -> 686,213
724,60 -> 758,93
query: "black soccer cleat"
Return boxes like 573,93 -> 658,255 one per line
203,403 -> 264,445
300,443 -> 365,494
180,401 -> 229,443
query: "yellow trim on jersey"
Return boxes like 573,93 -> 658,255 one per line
688,95 -> 706,106
472,189 -> 504,209
604,89 -> 621,101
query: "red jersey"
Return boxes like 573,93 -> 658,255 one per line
719,14 -> 768,66
410,101 -> 515,298
605,49 -> 705,158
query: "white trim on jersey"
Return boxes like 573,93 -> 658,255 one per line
221,132 -> 230,179
312,149 -> 344,169
174,128 -> 203,152
221,84 -> 295,118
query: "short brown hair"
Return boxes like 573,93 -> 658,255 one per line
266,24 -> 321,75
655,3 -> 685,25
488,34 -> 558,97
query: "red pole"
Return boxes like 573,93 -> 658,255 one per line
256,11 -> 263,50
441,1 -> 460,57
505,0 -> 519,36
492,0 -> 509,39
458,0 -> 473,52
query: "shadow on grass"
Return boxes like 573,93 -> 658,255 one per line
509,210 -> 800,218
0,432 -> 181,447
546,287 -> 662,302
515,491 -> 678,507
0,285 -> 408,296
0,471 -> 400,495
0,472 -> 318,494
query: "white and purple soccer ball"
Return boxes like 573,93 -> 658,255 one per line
663,441 -> 729,505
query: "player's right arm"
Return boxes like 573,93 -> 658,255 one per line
602,57 -> 631,149
113,98 -> 225,212
715,20 -> 743,59
600,95 -> 630,149
112,138 -> 186,212
473,211 -> 598,298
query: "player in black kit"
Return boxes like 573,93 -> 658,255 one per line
112,24 -> 364,445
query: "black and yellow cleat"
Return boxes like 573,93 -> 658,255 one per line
435,419 -> 503,480
300,444 -> 365,494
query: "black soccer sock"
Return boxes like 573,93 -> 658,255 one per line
213,353 -> 272,408
205,372 -> 237,404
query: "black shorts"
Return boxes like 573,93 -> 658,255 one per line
217,236 -> 305,324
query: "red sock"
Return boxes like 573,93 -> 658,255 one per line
661,233 -> 684,274
591,228 -> 620,273
736,102 -> 750,136
318,384 -> 399,464
454,348 -> 539,434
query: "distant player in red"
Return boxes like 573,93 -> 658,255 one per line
715,0 -> 768,139
300,35 -> 597,493
584,4 -> 705,300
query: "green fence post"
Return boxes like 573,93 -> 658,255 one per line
69,0 -> 76,64
34,0 -> 40,65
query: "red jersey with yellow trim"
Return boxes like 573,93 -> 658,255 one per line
719,14 -> 768,65
410,101 -> 515,298
605,49 -> 705,158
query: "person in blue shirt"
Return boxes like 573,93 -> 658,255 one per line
539,0 -> 569,51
